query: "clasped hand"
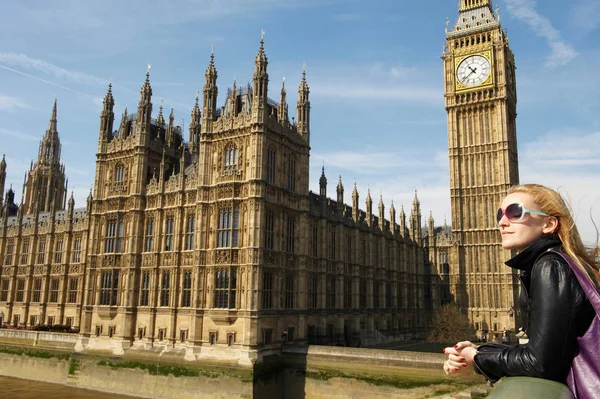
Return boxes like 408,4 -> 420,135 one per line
443,341 -> 478,375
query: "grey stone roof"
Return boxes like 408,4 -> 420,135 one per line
447,6 -> 499,39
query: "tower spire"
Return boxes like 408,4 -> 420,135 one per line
98,82 -> 115,151
252,32 -> 269,123
278,77 -> 288,124
297,67 -> 310,141
202,49 -> 218,130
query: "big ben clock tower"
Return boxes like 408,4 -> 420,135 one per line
443,0 -> 520,335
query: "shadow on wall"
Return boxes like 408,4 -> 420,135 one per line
253,345 -> 308,399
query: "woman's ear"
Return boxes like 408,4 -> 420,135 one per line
542,216 -> 559,235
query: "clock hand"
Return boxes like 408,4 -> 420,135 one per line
468,66 -> 477,74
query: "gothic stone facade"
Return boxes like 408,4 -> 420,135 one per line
0,40 -> 445,364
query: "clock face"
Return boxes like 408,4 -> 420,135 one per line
456,55 -> 491,87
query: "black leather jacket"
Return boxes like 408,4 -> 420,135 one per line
474,236 -> 596,383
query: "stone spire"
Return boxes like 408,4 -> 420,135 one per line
24,100 -> 67,214
98,83 -> 115,149
336,175 -> 344,216
0,154 -> 6,206
202,49 -> 218,129
136,67 -> 153,143
189,91 -> 201,158
297,67 -> 310,141
399,205 -> 406,238
39,98 -> 62,165
319,166 -> 327,197
389,200 -> 396,234
278,77 -> 288,124
352,181 -> 359,223
378,194 -> 385,229
252,33 -> 269,123
366,188 -> 373,227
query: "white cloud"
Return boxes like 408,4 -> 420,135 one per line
504,0 -> 577,67
520,130 -> 600,245
305,62 -> 441,104
312,84 -> 440,103
0,127 -> 39,141
0,53 -> 104,85
0,95 -> 32,112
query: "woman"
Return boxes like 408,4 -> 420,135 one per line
443,184 -> 599,396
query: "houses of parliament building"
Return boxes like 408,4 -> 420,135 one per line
0,0 -> 520,364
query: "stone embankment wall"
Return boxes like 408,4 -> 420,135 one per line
0,330 -> 483,399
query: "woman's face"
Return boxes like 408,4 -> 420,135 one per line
498,192 -> 553,251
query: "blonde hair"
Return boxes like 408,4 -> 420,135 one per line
507,184 -> 600,286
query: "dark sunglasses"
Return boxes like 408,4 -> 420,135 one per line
497,202 -> 549,224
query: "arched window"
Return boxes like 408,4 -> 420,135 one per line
115,164 -> 125,185
224,144 -> 238,171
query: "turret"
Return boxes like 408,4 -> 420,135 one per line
409,190 -> 422,241
319,166 -> 327,215
118,108 -> 129,138
0,154 -> 6,207
366,188 -> 373,227
378,195 -> 385,230
336,175 -> 344,216
98,82 -> 115,151
296,68 -> 310,142
67,191 -> 75,219
252,34 -> 269,123
38,98 -> 62,165
23,100 -> 67,213
278,77 -> 288,124
352,182 -> 359,223
231,77 -> 238,118
189,92 -> 201,158
428,211 -> 435,247
156,101 -> 165,127
136,68 -> 153,145
166,108 -> 176,147
202,50 -> 218,133
399,206 -> 406,238
390,201 -> 396,235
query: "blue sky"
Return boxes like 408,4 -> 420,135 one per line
0,0 -> 599,244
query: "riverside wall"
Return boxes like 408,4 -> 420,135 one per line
0,330 -> 477,399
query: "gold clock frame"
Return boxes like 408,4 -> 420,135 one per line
454,51 -> 494,92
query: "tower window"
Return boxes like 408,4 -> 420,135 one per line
33,278 -> 42,302
217,207 -> 239,248
165,217 -> 174,251
72,238 -> 82,263
266,149 -> 276,185
214,267 -> 237,309
54,239 -> 63,263
263,271 -> 273,309
185,216 -> 195,250
37,240 -> 46,264
224,144 -> 238,171
265,211 -> 274,250
140,272 -> 150,306
49,278 -> 59,303
105,219 -> 123,253
287,156 -> 296,192
160,271 -> 170,307
21,240 -> 30,265
115,164 -> 125,185
68,278 -> 78,303
100,271 -> 119,306
144,218 -> 154,252
181,271 -> 192,307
